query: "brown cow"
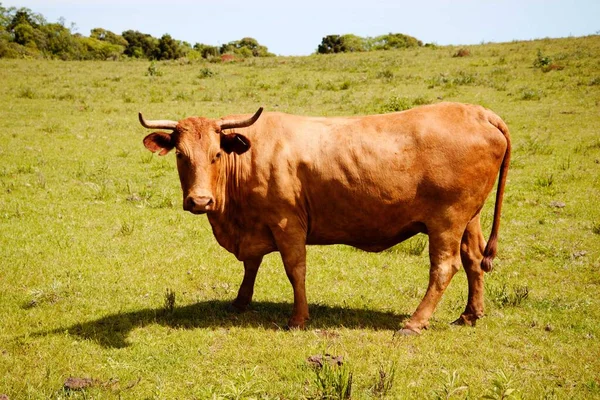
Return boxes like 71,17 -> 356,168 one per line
139,102 -> 511,334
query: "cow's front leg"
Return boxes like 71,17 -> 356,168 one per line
272,222 -> 309,329
231,257 -> 263,312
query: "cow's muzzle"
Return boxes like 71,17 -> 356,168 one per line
183,195 -> 214,214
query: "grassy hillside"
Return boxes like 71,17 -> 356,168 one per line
0,35 -> 599,399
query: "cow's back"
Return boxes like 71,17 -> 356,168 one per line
243,103 -> 508,250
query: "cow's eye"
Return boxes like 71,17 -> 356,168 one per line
212,152 -> 221,163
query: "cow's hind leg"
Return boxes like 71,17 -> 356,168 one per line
231,257 -> 263,312
401,228 -> 462,334
454,215 -> 486,326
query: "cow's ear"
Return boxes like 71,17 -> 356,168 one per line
221,133 -> 251,155
143,132 -> 174,156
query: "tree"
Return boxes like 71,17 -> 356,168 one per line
122,30 -> 158,59
340,34 -> 368,52
0,3 -> 16,29
318,32 -> 422,54
194,42 -> 219,59
13,22 -> 35,47
7,7 -> 45,31
38,23 -> 82,59
220,37 -> 273,57
317,35 -> 344,54
372,33 -> 422,50
154,33 -> 182,60
90,27 -> 127,47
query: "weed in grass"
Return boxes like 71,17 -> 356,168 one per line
36,172 -> 46,189
533,50 -> 564,72
592,222 -> 600,235
86,181 -> 113,201
486,282 -> 529,308
412,95 -> 431,106
198,67 -> 215,79
533,50 -> 552,69
41,123 -> 61,134
310,358 -> 353,399
163,288 -> 176,314
24,283 -> 62,309
16,164 -> 34,174
339,80 -> 352,90
558,156 -> 571,171
116,149 -> 130,158
482,370 -> 519,400
427,70 -> 477,88
535,173 -> 554,188
140,153 -> 154,164
380,96 -> 412,113
17,87 -> 36,99
399,235 -> 428,256
584,380 -> 600,395
379,94 -> 431,113
521,135 -> 553,156
316,80 -> 351,91
491,67 -> 509,75
118,221 -> 135,237
370,361 -> 396,398
149,190 -> 176,209
1,204 -> 23,220
56,91 -> 75,101
377,69 -> 395,82
174,91 -> 191,101
150,93 -> 165,103
519,87 -> 544,101
146,61 -> 163,77
430,370 -> 468,400
220,367 -> 265,400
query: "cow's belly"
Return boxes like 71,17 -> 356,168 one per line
306,217 -> 427,251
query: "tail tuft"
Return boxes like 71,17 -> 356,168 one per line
481,256 -> 494,272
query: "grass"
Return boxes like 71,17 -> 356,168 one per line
1,35 -> 600,398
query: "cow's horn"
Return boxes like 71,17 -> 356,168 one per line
219,107 -> 264,130
138,112 -> 178,130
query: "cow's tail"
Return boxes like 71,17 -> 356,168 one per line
481,113 -> 511,273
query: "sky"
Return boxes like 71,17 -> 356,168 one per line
4,0 -> 599,56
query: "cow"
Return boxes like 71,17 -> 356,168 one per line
138,102 -> 511,334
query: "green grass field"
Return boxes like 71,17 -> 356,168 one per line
1,35 -> 599,399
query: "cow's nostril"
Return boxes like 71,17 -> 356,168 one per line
184,195 -> 214,213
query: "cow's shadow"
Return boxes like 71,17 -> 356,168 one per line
36,300 -> 408,348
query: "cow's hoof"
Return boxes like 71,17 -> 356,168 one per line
451,314 -> 480,327
395,327 -> 420,336
228,301 -> 248,313
285,318 -> 307,330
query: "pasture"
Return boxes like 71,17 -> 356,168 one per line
1,35 -> 599,399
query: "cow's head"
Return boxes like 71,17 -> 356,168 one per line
139,108 -> 263,214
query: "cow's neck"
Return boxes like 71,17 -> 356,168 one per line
206,153 -> 247,257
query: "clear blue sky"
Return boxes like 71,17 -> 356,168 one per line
4,0 -> 599,56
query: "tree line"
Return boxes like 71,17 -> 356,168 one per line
0,4 -> 424,60
0,4 -> 274,60
317,33 -> 424,54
